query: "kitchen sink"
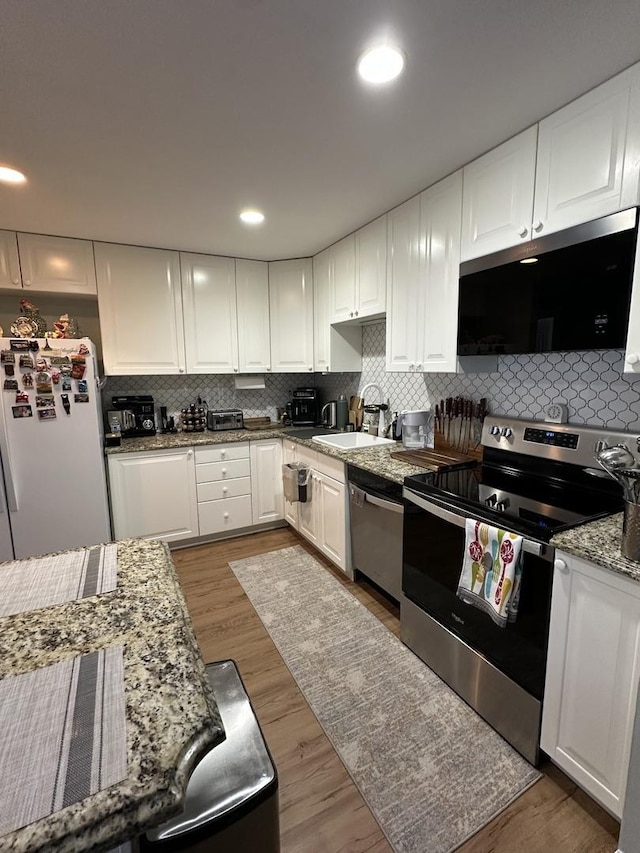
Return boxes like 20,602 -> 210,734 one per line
311,433 -> 395,449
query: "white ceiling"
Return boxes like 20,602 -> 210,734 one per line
2,0 -> 640,261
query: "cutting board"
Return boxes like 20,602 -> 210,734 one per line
390,447 -> 478,470
242,417 -> 282,431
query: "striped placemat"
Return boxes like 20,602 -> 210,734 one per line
0,645 -> 127,837
0,544 -> 118,618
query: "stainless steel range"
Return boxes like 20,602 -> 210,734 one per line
401,416 -> 632,764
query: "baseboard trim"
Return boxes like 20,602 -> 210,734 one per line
169,520 -> 287,550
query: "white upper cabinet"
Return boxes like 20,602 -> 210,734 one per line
313,247 -> 362,374
7,232 -> 97,294
0,230 -> 21,289
236,259 -> 271,373
386,196 -> 422,372
534,64 -> 640,237
355,214 -> 387,318
269,258 -> 314,373
421,171 -> 463,372
95,242 -> 185,375
182,253 -> 238,374
461,127 -> 537,261
329,235 -> 356,323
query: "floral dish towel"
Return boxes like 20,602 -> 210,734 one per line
457,519 -> 523,628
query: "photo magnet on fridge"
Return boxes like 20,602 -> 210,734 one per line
37,408 -> 56,420
36,394 -> 55,408
3,379 -> 18,391
74,393 -> 89,403
12,405 -> 33,418
77,379 -> 88,393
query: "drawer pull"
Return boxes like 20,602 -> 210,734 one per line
224,512 -> 229,520
223,486 -> 228,494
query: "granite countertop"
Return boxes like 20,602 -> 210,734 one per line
104,428 -> 439,484
551,512 -> 640,583
0,538 -> 223,853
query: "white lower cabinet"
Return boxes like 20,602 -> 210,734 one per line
250,439 -> 284,525
196,443 -> 252,536
541,551 -> 640,818
283,442 -> 348,573
107,448 -> 198,542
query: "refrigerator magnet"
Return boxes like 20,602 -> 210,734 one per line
12,405 -> 33,418
60,393 -> 71,414
50,356 -> 70,366
35,394 -> 55,408
3,379 -> 18,391
71,363 -> 85,380
19,354 -> 34,369
1,350 -> 15,364
76,344 -> 89,356
9,340 -> 30,352
22,373 -> 33,388
61,376 -> 71,391
52,369 -> 60,385
74,393 -> 89,403
37,408 -> 56,420
35,372 -> 52,393
4,364 -> 14,376
36,357 -> 49,371
77,379 -> 88,393
15,391 -> 29,404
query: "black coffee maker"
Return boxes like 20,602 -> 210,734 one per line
108,395 -> 156,438
290,388 -> 318,426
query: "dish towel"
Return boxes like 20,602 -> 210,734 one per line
457,519 -> 523,628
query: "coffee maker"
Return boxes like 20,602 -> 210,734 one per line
108,395 -> 156,438
290,388 -> 318,426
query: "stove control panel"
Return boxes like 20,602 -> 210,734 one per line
523,427 -> 579,449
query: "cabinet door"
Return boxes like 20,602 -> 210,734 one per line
269,259 -> 314,373
313,249 -> 331,373
541,552 -> 640,818
317,473 -> 346,572
107,448 -> 198,542
355,214 -> 387,318
329,234 -> 356,323
17,233 -> 97,294
386,197 -> 422,371
461,127 -> 537,261
182,253 -> 238,374
282,439 -> 299,529
95,243 -> 185,375
250,439 -> 283,524
299,471 -> 319,546
420,171 -> 463,373
0,230 -> 21,289
236,259 -> 271,373
534,65 -> 639,236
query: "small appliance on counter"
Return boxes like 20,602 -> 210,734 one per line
207,409 -> 244,431
399,410 -> 433,449
158,405 -> 177,434
320,401 -> 337,428
291,388 -> 318,426
109,395 -> 156,438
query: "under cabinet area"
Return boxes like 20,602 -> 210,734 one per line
541,551 -> 640,819
107,447 -> 198,542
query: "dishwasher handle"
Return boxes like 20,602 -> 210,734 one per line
350,484 -> 404,514
402,486 -> 549,559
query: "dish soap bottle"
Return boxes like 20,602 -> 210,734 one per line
336,394 -> 349,430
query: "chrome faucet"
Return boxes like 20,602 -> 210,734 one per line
360,383 -> 387,436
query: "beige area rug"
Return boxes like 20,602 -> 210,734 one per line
228,545 -> 541,853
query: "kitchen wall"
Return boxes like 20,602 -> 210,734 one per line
105,320 -> 640,432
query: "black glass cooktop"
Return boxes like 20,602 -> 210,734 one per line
404,457 -> 623,542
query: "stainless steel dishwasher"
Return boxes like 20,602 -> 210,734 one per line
347,464 -> 404,601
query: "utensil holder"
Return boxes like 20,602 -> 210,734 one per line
622,501 -> 640,561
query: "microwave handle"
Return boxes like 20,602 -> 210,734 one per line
402,487 -> 547,559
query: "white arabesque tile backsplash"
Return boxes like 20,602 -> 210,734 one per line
105,320 -> 640,432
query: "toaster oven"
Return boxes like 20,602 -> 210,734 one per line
207,409 -> 244,431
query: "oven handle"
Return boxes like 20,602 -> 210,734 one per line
402,487 -> 549,559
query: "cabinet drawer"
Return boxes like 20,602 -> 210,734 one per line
197,477 -> 251,503
296,445 -> 318,470
195,443 -> 250,464
198,495 -> 253,535
315,452 -> 345,483
196,458 -> 251,483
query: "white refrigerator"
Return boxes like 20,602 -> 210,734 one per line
0,337 -> 111,560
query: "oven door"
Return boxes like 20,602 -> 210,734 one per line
402,487 -> 552,701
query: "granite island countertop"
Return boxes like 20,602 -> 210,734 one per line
0,538 -> 224,853
104,427 -> 442,484
551,512 -> 640,583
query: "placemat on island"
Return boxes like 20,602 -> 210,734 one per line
0,645 -> 127,838
0,543 -> 118,618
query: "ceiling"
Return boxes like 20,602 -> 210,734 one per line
2,1 -> 640,261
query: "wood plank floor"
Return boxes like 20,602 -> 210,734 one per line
173,528 -> 620,853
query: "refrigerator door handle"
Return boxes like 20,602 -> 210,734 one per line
0,416 -> 18,512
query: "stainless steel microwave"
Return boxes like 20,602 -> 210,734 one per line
457,208 -> 639,356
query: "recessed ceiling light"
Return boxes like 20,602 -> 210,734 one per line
357,45 -> 405,84
240,210 -> 265,225
520,257 -> 539,264
0,165 -> 27,184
